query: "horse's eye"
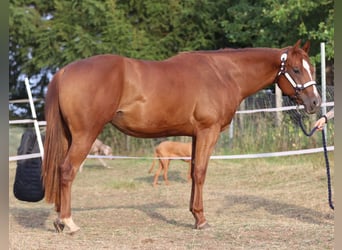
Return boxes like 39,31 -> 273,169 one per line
293,67 -> 300,74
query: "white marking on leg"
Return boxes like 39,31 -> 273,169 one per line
62,217 -> 80,233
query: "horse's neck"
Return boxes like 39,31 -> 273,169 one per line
215,48 -> 282,100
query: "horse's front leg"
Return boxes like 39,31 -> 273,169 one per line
190,126 -> 220,229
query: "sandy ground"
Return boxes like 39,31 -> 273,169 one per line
9,157 -> 334,249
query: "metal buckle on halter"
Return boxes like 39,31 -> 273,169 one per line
278,53 -> 287,75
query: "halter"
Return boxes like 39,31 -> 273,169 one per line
277,52 -> 317,94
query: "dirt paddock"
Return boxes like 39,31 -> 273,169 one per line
9,155 -> 334,249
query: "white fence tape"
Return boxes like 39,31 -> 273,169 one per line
9,146 -> 334,162
9,119 -> 46,125
88,146 -> 334,160
9,153 -> 42,162
236,101 -> 334,114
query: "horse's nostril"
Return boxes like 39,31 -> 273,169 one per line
313,98 -> 321,107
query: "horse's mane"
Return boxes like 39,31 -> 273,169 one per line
178,47 -> 281,56
175,47 -> 285,61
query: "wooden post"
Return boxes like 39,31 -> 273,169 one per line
275,85 -> 283,126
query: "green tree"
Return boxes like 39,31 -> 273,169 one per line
221,0 -> 334,62
264,0 -> 334,62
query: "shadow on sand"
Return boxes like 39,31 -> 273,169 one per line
222,194 -> 334,225
10,206 -> 52,230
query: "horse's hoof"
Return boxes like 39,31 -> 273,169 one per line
195,221 -> 211,230
53,219 -> 65,233
68,227 -> 80,236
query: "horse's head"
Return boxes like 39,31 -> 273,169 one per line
276,40 -> 321,114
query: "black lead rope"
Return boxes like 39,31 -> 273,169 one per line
297,113 -> 334,210
321,130 -> 335,210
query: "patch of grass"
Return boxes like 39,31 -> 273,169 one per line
105,180 -> 137,190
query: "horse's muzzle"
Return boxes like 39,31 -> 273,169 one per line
304,95 -> 322,114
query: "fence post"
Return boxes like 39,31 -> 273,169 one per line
229,119 -> 234,139
275,85 -> 283,126
24,78 -> 44,159
320,42 -> 327,142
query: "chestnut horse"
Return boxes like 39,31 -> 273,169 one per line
42,40 -> 321,233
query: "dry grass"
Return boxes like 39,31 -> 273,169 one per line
9,154 -> 334,249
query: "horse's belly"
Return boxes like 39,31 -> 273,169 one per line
111,109 -> 193,138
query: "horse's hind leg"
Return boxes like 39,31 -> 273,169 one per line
58,135 -> 96,233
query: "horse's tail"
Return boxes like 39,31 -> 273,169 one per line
42,71 -> 69,205
148,151 -> 158,173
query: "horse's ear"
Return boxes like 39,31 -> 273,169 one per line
293,39 -> 302,49
302,40 -> 311,53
